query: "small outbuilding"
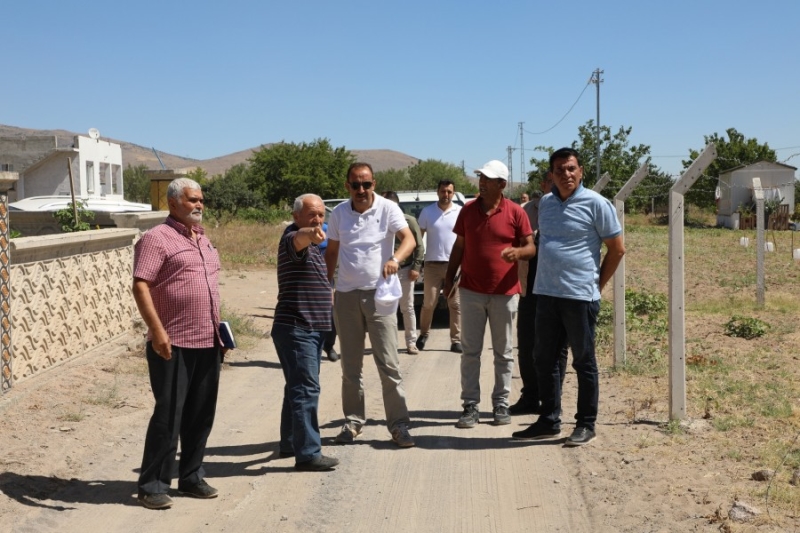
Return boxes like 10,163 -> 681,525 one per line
716,161 -> 797,229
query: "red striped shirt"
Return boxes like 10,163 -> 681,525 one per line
133,216 -> 221,348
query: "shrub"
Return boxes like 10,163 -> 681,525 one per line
724,316 -> 769,339
53,201 -> 95,232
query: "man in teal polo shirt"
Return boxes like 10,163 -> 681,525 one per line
512,148 -> 625,446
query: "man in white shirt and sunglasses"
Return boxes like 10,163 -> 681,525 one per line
325,162 -> 417,448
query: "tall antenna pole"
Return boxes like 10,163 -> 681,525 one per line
507,146 -> 513,184
591,68 -> 604,184
518,121 -> 525,185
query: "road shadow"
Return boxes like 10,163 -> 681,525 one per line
0,472 -> 139,509
226,359 -> 282,370
319,413 -> 564,450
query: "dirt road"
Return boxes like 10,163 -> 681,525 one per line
0,270 -> 596,532
3,269 -> 765,532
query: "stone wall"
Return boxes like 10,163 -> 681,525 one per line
9,229 -> 139,383
0,136 -> 58,174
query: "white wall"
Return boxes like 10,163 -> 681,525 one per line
718,164 -> 795,217
75,136 -> 123,198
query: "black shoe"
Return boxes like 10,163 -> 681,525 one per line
450,342 -> 463,353
456,404 -> 479,428
278,450 -> 295,458
138,492 -> 173,510
493,406 -> 511,425
511,423 -> 561,440
177,479 -> 219,499
416,335 -> 428,351
509,397 -> 539,415
325,348 -> 339,362
295,455 -> 340,471
565,427 -> 596,447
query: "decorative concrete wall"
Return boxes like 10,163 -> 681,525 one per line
9,228 -> 139,384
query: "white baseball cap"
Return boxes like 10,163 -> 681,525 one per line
474,160 -> 509,180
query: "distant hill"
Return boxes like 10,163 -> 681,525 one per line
0,124 -> 420,176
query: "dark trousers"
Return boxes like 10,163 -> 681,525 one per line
516,293 -> 568,404
323,306 -> 337,353
534,296 -> 600,431
138,342 -> 221,495
272,323 -> 324,463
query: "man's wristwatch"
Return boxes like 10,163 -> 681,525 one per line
389,256 -> 400,264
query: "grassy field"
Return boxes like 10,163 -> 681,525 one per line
208,214 -> 800,517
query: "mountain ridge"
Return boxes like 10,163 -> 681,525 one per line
0,124 -> 420,176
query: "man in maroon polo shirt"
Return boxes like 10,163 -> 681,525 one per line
444,160 -> 535,429
132,177 -> 227,510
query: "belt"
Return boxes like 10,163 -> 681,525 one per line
425,261 -> 448,264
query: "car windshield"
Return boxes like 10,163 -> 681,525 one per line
398,198 -> 464,220
398,200 -> 435,220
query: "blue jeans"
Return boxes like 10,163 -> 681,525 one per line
271,323 -> 324,463
534,296 -> 600,431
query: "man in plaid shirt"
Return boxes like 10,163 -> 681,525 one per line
132,178 -> 226,510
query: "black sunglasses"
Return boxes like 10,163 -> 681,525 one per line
348,181 -> 374,190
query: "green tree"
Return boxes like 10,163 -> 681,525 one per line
123,164 -> 151,204
203,163 -> 261,224
247,139 -> 354,207
682,128 -> 777,209
373,168 -> 411,193
407,159 -> 477,194
528,120 -> 671,213
185,167 -> 209,187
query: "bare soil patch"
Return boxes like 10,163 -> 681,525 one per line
1,224 -> 799,531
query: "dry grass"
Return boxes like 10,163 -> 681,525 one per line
598,214 -> 800,516
207,221 -> 287,269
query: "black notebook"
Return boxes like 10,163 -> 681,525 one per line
219,321 -> 236,349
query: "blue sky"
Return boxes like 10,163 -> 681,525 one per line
4,1 -> 799,183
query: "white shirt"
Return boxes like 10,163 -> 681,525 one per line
327,194 -> 409,293
417,202 -> 461,261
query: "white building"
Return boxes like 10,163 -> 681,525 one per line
7,134 -> 149,212
716,161 -> 797,229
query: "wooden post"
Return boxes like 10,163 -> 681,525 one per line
67,157 -> 79,226
668,144 -> 717,420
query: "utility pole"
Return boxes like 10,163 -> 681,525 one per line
518,122 -> 525,185
591,68 -> 604,184
507,146 -> 514,184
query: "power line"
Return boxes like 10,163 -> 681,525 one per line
523,78 -> 592,136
